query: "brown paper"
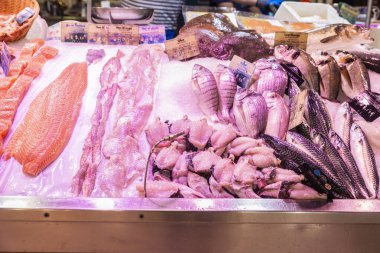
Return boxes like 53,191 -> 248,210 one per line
164,35 -> 200,61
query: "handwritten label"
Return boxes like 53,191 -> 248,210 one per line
88,24 -> 108,44
164,35 -> 200,61
288,89 -> 308,130
139,25 -> 166,44
274,32 -> 308,51
108,25 -> 139,45
61,21 -> 88,43
229,55 -> 255,88
349,91 -> 380,122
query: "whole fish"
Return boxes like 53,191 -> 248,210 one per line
192,64 -> 219,121
350,123 -> 379,198
311,51 -> 341,100
286,131 -> 346,192
263,91 -> 289,140
329,130 -> 370,199
333,51 -> 371,100
251,58 -> 288,97
334,102 -> 353,148
309,128 -> 356,198
274,45 -> 320,93
262,134 -> 349,198
305,90 -> 332,137
350,50 -> 380,74
233,89 -> 268,138
214,64 -> 237,122
306,24 -> 373,54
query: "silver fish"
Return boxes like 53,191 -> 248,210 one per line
252,58 -> 288,97
309,129 -> 356,198
334,102 -> 353,149
350,123 -> 379,198
329,130 -> 370,199
192,64 -> 219,121
233,89 -> 268,138
274,45 -> 320,93
312,51 -> 341,100
214,64 -> 237,122
263,91 -> 289,140
305,90 -> 332,137
306,24 -> 374,54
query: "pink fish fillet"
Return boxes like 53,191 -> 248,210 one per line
71,53 -> 121,196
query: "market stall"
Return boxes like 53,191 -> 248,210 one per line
1,0 -> 380,252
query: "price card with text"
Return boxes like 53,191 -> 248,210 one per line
88,24 -> 108,45
274,32 -> 308,50
164,35 -> 200,61
108,25 -> 139,45
229,55 -> 255,88
288,89 -> 308,130
61,21 -> 88,43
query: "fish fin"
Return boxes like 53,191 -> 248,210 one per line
320,35 -> 340,44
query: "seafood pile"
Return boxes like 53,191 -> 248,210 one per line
142,117 -> 324,200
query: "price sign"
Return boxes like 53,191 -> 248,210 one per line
164,35 -> 200,61
275,32 -> 308,51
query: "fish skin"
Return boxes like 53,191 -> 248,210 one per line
329,130 -> 370,199
286,131 -> 347,192
274,45 -> 320,93
312,51 -> 341,100
305,90 -> 332,137
334,102 -> 352,149
288,183 -> 328,200
259,181 -> 290,199
214,64 -> 237,122
262,134 -> 349,198
350,51 -> 380,74
233,89 -> 268,138
350,123 -> 379,198
188,118 -> 213,150
252,58 -> 288,97
192,64 -> 219,122
263,91 -> 289,140
309,129 -> 357,199
187,171 -> 213,198
4,62 -> 87,176
333,51 -> 371,99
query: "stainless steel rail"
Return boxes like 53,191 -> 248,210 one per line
0,197 -> 380,253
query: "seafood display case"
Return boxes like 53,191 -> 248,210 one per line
1,3 -> 380,253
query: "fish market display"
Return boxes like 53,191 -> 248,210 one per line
305,24 -> 374,54
0,45 -> 58,155
264,91 -> 289,140
3,62 -> 87,176
274,45 -> 320,93
143,115 -> 323,200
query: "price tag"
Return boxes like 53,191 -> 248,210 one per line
108,25 -> 139,45
229,55 -> 255,88
88,24 -> 108,45
164,35 -> 200,61
288,89 -> 308,130
349,91 -> 380,122
61,21 -> 89,43
139,25 -> 166,44
274,32 -> 308,51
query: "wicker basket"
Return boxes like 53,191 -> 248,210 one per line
0,0 -> 40,42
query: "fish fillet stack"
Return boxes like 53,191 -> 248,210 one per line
72,45 -> 166,197
0,39 -> 58,155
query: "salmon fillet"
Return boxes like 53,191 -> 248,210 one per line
0,46 -> 58,155
4,62 -> 88,176
8,39 -> 44,77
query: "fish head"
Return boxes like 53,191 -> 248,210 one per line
274,45 -> 301,62
263,91 -> 282,108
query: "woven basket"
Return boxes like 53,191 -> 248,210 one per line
0,0 -> 40,42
